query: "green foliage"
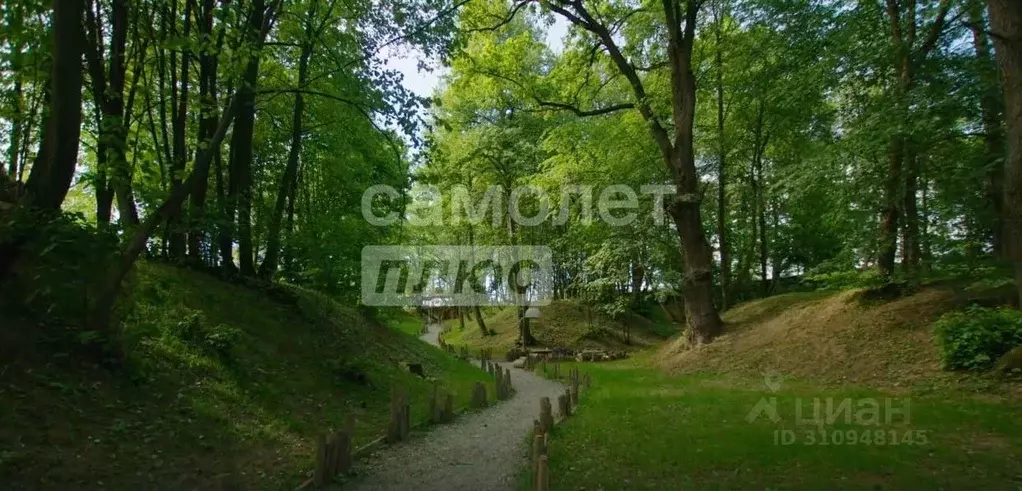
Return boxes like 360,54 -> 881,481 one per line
933,306 -> 1022,371
0,208 -> 116,332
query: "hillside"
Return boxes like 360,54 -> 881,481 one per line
656,282 -> 1022,389
0,263 -> 491,490
442,300 -> 681,356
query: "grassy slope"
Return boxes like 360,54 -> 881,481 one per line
527,359 -> 1022,490
376,308 -> 426,337
520,286 -> 1022,490
0,263 -> 492,490
442,300 -> 680,356
656,283 -> 1020,387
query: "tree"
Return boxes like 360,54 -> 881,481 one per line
987,0 -> 1022,305
535,0 -> 723,344
23,0 -> 85,211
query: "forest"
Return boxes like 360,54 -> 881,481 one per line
0,0 -> 1021,341
1,0 -> 1021,489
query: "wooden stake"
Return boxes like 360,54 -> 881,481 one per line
539,397 -> 553,434
314,434 -> 328,486
536,455 -> 549,491
429,383 -> 439,424
386,388 -> 401,444
443,393 -> 454,422
532,426 -> 544,473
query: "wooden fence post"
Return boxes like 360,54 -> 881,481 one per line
429,383 -> 439,424
472,381 -> 487,408
535,455 -> 549,491
401,392 -> 411,441
312,415 -> 354,488
443,393 -> 454,422
532,423 -> 544,473
570,377 -> 579,407
314,434 -> 329,486
386,388 -> 401,444
539,397 -> 553,433
495,367 -> 504,400
563,389 -> 572,417
504,368 -> 512,397
584,372 -> 591,389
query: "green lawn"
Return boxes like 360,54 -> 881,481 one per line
524,359 -> 1022,490
377,307 -> 427,336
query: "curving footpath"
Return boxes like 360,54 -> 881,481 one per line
347,323 -> 563,491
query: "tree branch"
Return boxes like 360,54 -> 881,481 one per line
257,88 -> 404,163
919,0 -> 954,56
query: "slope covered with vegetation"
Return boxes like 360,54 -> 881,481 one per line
441,300 -> 681,356
657,281 -> 1022,387
521,286 -> 1022,490
0,263 -> 491,490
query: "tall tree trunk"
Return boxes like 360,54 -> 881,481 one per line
84,0 -> 139,227
988,0 -> 1022,306
216,141 -> 233,270
751,103 -> 769,296
7,39 -> 23,181
901,146 -> 921,276
878,137 -> 902,278
23,0 -> 85,211
971,1 -> 1008,258
770,196 -> 782,293
230,0 -> 265,276
168,0 -> 194,259
880,0 -> 950,280
282,164 -> 298,272
630,258 -> 645,306
188,0 -> 221,262
714,18 -> 731,309
920,167 -> 932,273
665,0 -> 723,344
466,225 -> 488,335
545,0 -> 722,343
261,2 -> 315,279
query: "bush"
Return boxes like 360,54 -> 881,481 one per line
933,306 -> 1022,371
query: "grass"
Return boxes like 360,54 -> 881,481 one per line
524,358 -> 1022,490
376,307 -> 426,336
441,300 -> 680,357
0,262 -> 492,490
656,284 -> 1022,389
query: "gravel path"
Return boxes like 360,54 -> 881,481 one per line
347,324 -> 563,491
